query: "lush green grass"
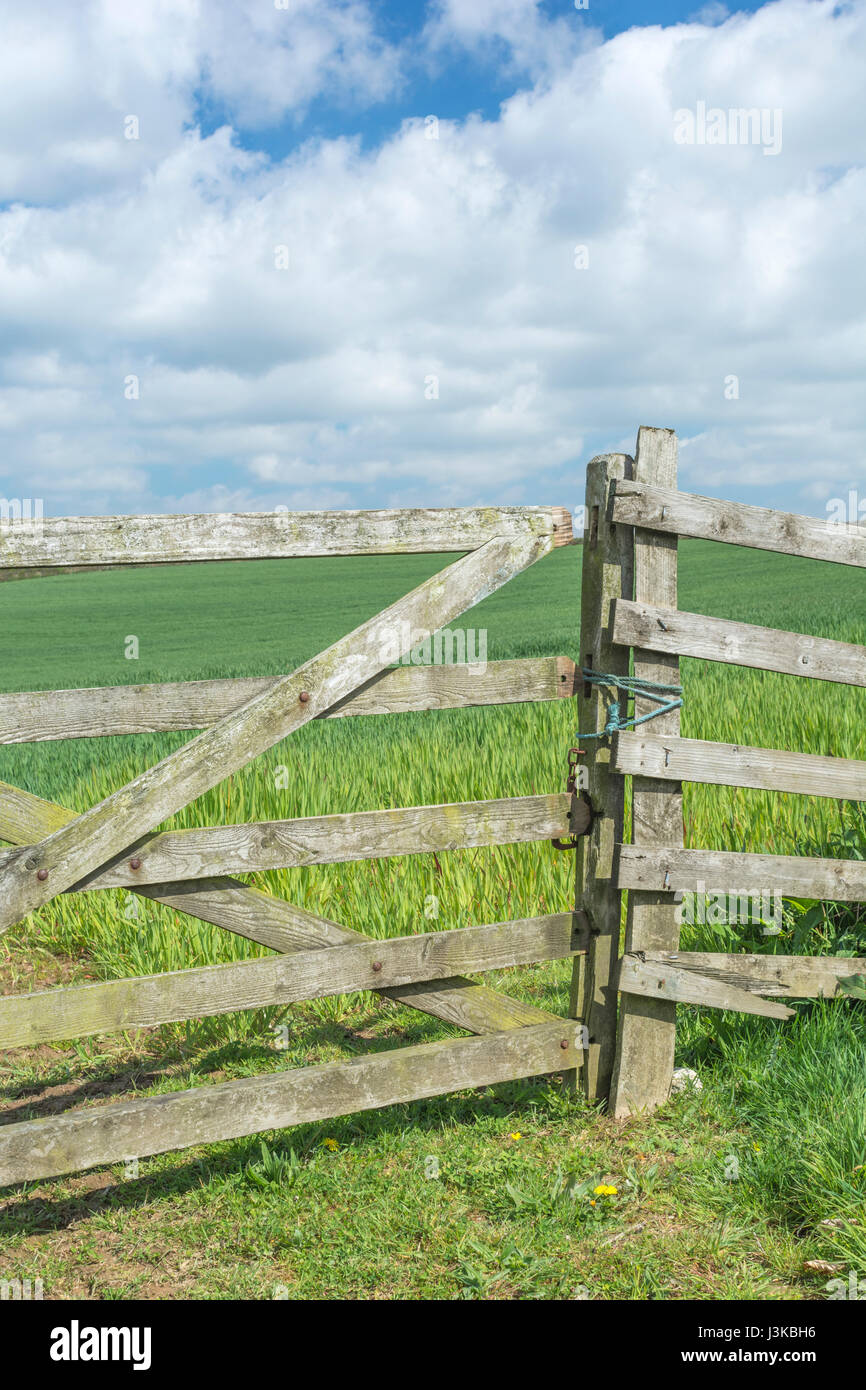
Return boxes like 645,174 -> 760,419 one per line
0,539 -> 864,1299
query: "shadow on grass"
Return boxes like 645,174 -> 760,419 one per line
0,1072 -> 587,1238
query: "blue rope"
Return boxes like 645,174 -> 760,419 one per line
577,669 -> 683,739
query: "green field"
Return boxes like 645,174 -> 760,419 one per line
0,540 -> 864,1299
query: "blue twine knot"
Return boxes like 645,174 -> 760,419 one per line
577,669 -> 683,740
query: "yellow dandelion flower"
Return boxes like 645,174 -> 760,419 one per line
510,1132 -> 522,1141
322,1138 -> 339,1151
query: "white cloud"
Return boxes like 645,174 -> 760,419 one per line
0,0 -> 864,518
0,0 -> 403,203
421,0 -> 590,81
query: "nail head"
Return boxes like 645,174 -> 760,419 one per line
298,690 -> 310,703
129,857 -> 142,871
36,867 -> 49,881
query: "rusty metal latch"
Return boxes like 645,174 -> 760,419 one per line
551,747 -> 592,850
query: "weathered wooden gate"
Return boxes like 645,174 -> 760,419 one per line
0,500 -> 593,1186
1,427 -> 864,1187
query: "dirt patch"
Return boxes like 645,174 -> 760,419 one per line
0,946 -> 87,997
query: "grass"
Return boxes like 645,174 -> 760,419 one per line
0,538 -> 864,1299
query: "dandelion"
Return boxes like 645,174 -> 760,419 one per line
509,1132 -> 522,1141
593,1183 -> 618,1196
322,1138 -> 339,1151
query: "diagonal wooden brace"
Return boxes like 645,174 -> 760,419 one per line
0,530 -> 551,935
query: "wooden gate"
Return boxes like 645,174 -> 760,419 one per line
0,501 -> 592,1186
575,427 -> 866,1118
1,431 -> 863,1187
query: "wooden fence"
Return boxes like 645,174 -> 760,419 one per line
576,427 -> 866,1118
0,428 -> 863,1185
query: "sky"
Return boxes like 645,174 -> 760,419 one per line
0,0 -> 864,523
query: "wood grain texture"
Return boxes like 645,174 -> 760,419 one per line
570,454 -> 634,1103
611,732 -> 866,801
610,480 -> 866,569
0,505 -> 572,572
0,912 -> 588,1047
71,794 -> 584,890
0,658 -> 579,745
0,780 -> 561,1040
0,1021 -> 583,1186
0,530 -> 551,935
616,845 -> 866,901
618,954 -> 793,1020
610,427 -> 683,1120
645,950 -> 866,1000
612,599 -> 866,687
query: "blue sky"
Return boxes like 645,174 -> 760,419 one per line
0,0 -> 863,523
208,3 -> 770,158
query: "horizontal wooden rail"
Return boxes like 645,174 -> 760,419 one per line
616,845 -> 866,901
0,912 -> 587,1048
70,794 -> 586,890
643,951 -> 866,1000
0,780 -> 559,1039
611,732 -> 866,801
612,600 -> 866,687
0,506 -> 573,576
0,658 -> 579,745
0,1020 -> 583,1186
609,480 -> 866,569
618,954 -> 793,1019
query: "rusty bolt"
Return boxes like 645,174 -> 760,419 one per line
129,857 -> 142,871
371,960 -> 383,973
298,690 -> 310,703
560,1038 -> 569,1050
36,867 -> 49,881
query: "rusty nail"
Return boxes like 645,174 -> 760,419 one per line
130,857 -> 142,871
560,1038 -> 569,1050
36,867 -> 49,881
372,960 -> 383,973
299,690 -> 310,703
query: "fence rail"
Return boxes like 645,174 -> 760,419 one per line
609,479 -> 866,568
611,731 -> 866,800
616,845 -> 866,900
0,1022 -> 584,1188
0,657 -> 579,743
0,912 -> 587,1049
61,794 -> 587,889
612,599 -> 866,686
0,504 -> 573,573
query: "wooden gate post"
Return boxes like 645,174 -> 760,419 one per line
609,427 -> 684,1118
567,454 -> 634,1104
